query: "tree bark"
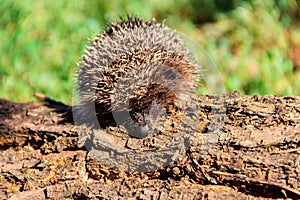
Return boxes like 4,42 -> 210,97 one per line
0,92 -> 299,199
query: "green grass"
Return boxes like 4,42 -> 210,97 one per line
0,0 -> 299,104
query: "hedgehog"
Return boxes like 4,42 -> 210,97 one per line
75,17 -> 199,139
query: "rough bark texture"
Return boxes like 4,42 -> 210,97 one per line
0,92 -> 299,199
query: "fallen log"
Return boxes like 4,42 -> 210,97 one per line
0,92 -> 299,199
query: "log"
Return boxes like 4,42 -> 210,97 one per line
0,92 -> 299,199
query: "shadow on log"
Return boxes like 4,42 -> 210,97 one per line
0,92 -> 299,199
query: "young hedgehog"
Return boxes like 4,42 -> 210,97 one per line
76,17 -> 199,138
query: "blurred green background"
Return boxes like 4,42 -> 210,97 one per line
0,0 -> 300,104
